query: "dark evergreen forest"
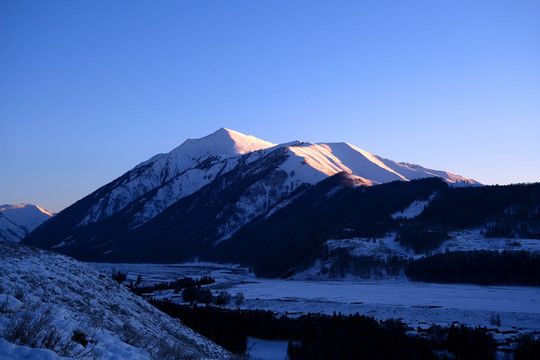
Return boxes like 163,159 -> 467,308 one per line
211,178 -> 540,277
405,250 -> 540,285
150,300 -> 501,359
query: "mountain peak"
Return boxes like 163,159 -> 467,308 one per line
176,128 -> 276,158
0,203 -> 54,242
0,203 -> 54,218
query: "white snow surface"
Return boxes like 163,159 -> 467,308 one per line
0,214 -> 26,243
325,234 -> 412,260
227,279 -> 540,335
444,229 -> 540,253
0,338 -> 71,360
391,199 -> 431,219
323,228 -> 540,262
0,242 -> 231,360
0,204 -> 53,243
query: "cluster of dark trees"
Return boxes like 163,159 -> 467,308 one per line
406,250 -> 540,286
323,249 -> 540,286
180,287 -> 213,305
419,324 -> 497,360
514,336 -> 540,360
288,317 -> 498,360
131,275 -> 214,295
417,182 -> 540,239
324,249 -> 405,278
179,286 -> 243,307
111,268 -> 128,284
395,224 -> 449,254
149,300 -> 501,359
149,301 -> 287,354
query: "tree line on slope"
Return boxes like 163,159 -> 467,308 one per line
212,175 -> 448,277
417,182 -> 540,239
323,249 -> 540,286
213,177 -> 540,278
130,276 -> 215,295
405,250 -> 540,285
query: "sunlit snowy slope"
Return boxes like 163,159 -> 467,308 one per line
0,204 -> 53,243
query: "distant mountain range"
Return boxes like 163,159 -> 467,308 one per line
0,203 -> 53,243
23,128 -> 539,276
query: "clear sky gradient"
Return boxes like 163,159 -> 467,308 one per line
1,0 -> 539,213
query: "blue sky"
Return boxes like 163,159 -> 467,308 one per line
1,0 -> 539,212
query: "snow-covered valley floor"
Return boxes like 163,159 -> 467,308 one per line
90,262 -> 540,337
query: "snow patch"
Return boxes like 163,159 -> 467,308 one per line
391,200 -> 430,219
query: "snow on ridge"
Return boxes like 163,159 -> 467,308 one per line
277,142 -> 406,185
0,204 -> 54,243
0,242 -> 231,360
288,143 -> 349,176
0,203 -> 54,231
391,194 -> 435,220
376,158 -> 482,185
0,203 -> 54,218
322,143 -> 407,182
170,127 -> 276,159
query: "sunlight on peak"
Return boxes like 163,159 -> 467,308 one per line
0,203 -> 53,216
289,144 -> 352,176
215,127 -> 277,154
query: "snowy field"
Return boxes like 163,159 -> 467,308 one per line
324,229 -> 540,261
90,262 -> 540,335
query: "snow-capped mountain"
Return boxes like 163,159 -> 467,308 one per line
23,128 -> 481,265
78,128 -> 276,228
0,203 -> 53,243
0,241 -> 230,360
69,128 -> 478,230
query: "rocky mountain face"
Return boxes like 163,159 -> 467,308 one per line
23,128 -> 486,269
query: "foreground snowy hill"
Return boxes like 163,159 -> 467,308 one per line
0,204 -> 53,243
0,242 -> 231,360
